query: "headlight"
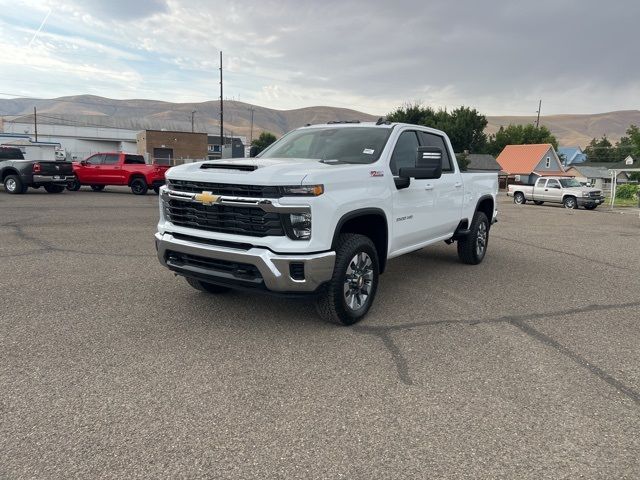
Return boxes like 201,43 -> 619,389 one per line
582,192 -> 591,197
289,213 -> 311,239
281,185 -> 324,196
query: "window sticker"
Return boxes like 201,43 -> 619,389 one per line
363,148 -> 375,155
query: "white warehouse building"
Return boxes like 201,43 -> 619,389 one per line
1,121 -> 138,160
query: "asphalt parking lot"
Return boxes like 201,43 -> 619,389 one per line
1,187 -> 639,479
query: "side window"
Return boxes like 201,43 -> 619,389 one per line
87,154 -> 104,165
389,131 -> 419,175
417,131 -> 453,172
103,154 -> 119,165
536,178 -> 546,187
124,155 -> 146,165
547,179 -> 560,189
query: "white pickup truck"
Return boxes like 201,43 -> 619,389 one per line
155,121 -> 498,325
507,176 -> 605,210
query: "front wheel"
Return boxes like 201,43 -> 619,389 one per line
185,277 -> 230,294
66,179 -> 81,191
513,192 -> 526,204
4,175 -> 27,194
316,233 -> 379,326
563,196 -> 577,209
44,184 -> 65,193
130,178 -> 148,195
583,204 -> 597,210
153,186 -> 160,195
457,211 -> 490,265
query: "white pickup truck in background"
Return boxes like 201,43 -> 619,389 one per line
508,176 -> 605,210
155,121 -> 498,325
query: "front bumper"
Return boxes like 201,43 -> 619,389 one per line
32,174 -> 75,185
577,196 -> 605,206
155,231 -> 335,293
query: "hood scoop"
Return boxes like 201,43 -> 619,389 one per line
200,163 -> 257,172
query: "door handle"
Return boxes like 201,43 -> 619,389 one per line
545,189 -> 548,191
114,167 -> 121,170
454,182 -> 462,188
424,184 -> 434,191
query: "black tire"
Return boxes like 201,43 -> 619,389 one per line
534,201 -> 544,205
130,178 -> 148,195
66,179 -> 81,191
185,277 -> 231,293
457,211 -> 490,265
153,186 -> 160,195
563,196 -> 577,209
44,184 -> 65,193
90,184 -> 105,192
315,233 -> 379,326
583,204 -> 597,210
4,174 -> 26,194
513,192 -> 526,204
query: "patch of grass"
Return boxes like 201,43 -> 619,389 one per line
605,197 -> 639,207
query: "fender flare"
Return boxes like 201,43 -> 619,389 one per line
331,208 -> 389,273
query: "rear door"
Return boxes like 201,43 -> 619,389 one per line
100,153 -> 121,184
417,131 -> 463,237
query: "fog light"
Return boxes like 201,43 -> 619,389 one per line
289,213 -> 311,239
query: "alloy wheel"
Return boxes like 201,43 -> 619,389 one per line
476,221 -> 488,257
343,252 -> 374,311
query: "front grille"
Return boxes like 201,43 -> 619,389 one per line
166,250 -> 262,281
168,180 -> 281,198
165,199 -> 285,237
589,191 -> 602,198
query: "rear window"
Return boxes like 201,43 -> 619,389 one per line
0,147 -> 24,160
124,155 -> 146,165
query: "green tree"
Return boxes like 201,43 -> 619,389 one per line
386,103 -> 488,153
584,136 -> 615,162
251,131 -> 277,154
485,124 -> 558,156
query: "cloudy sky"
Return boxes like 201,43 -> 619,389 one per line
0,0 -> 638,115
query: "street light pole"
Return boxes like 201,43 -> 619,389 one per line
248,106 -> 255,144
191,110 -> 196,133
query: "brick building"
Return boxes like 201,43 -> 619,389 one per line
137,130 -> 208,165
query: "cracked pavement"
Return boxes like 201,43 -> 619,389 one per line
1,188 -> 639,479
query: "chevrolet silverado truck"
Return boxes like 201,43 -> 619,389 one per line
155,121 -> 498,325
1,146 -> 75,194
508,176 -> 605,210
66,152 -> 168,195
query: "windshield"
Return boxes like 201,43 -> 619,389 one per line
559,179 -> 583,188
259,127 -> 391,164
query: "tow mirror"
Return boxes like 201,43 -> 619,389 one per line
80,160 -> 88,166
398,146 -> 443,180
249,146 -> 259,158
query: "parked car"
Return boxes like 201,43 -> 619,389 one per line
508,177 -> 604,210
0,146 -> 75,194
67,152 -> 169,195
154,121 -> 498,325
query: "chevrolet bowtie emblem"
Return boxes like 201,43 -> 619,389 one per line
194,191 -> 219,205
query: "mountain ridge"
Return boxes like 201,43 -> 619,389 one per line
1,95 -> 638,148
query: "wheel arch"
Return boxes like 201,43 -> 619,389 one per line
332,208 -> 389,273
128,173 -> 147,186
1,167 -> 20,182
475,195 -> 495,224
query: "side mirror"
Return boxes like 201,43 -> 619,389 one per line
80,160 -> 88,166
249,146 -> 259,158
398,146 -> 443,180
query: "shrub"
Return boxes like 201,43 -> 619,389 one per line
616,183 -> 639,199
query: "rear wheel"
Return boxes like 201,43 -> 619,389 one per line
457,211 -> 490,265
130,178 -> 148,195
513,192 -> 526,204
66,179 -> 81,191
44,184 -> 65,193
563,196 -> 577,209
90,185 -> 105,192
4,175 -> 26,194
534,200 -> 544,205
316,233 -> 379,326
185,277 -> 230,294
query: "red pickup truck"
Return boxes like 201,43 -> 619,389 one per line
67,152 -> 169,195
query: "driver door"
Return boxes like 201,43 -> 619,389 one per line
390,130 -> 437,252
79,154 -> 104,183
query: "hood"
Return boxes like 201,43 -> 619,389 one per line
166,157 -> 365,186
564,186 -> 601,194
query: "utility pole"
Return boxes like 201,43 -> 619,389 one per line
219,51 -> 224,155
248,106 -> 255,144
191,110 -> 196,133
535,99 -> 542,128
34,106 -> 38,142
